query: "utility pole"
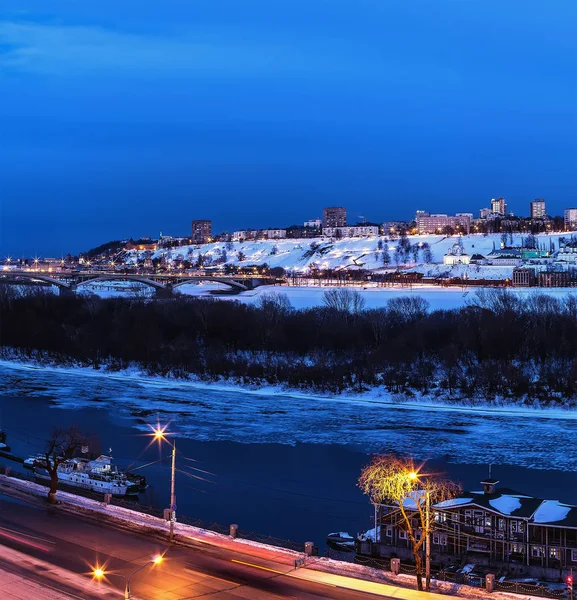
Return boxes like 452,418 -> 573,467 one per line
425,487 -> 431,592
169,441 -> 176,541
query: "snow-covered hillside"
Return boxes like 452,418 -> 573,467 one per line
121,232 -> 567,275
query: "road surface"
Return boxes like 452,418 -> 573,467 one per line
0,491 -> 395,599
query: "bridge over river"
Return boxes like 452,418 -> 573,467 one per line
0,270 -> 280,297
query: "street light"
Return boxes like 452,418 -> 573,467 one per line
406,470 -> 431,590
92,554 -> 163,599
152,426 -> 177,541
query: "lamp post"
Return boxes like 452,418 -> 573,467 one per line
153,427 -> 177,540
408,470 -> 431,591
425,487 -> 431,590
93,554 -> 163,599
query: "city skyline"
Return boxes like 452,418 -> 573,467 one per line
2,195 -> 574,258
1,0 -> 576,256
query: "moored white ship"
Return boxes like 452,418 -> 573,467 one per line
34,455 -> 139,497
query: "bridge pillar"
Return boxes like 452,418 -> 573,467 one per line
155,284 -> 173,299
58,285 -> 76,297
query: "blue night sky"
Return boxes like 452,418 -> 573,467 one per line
1,0 -> 576,257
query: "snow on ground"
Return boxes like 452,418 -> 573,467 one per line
16,279 -> 577,310
137,232 -> 569,274
175,281 -> 232,296
175,283 -> 577,312
77,280 -> 155,298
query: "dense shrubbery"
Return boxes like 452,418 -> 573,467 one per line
2,287 -> 577,404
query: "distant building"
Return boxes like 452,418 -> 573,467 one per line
415,212 -> 471,235
479,207 -> 492,219
470,253 -> 487,265
323,225 -> 379,238
125,240 -> 157,251
491,197 -> 507,216
232,229 -> 286,241
486,248 -> 523,266
264,229 -> 287,239
304,219 -> 322,229
531,199 -> 547,219
443,240 -> 471,265
556,242 -> 577,264
191,220 -> 212,244
232,230 -> 257,242
382,221 -> 410,235
539,271 -> 570,288
323,207 -> 347,228
286,226 -> 319,239
565,209 -> 577,231
513,267 -> 536,287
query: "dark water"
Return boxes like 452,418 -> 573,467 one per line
0,391 -> 575,550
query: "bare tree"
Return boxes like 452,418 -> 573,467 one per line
387,296 -> 430,321
358,455 -> 460,591
323,288 -> 366,314
257,291 -> 292,314
44,426 -> 88,504
467,288 -> 521,314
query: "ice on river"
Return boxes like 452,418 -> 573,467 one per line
0,361 -> 575,472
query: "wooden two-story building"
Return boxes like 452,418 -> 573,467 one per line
358,479 -> 577,581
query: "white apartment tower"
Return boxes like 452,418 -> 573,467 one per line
530,199 -> 546,219
491,197 -> 507,216
565,209 -> 577,231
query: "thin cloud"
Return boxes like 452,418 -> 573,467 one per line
0,20 -> 361,78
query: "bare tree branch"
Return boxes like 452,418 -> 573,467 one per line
358,455 -> 460,591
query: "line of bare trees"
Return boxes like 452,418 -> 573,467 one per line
2,286 -> 577,403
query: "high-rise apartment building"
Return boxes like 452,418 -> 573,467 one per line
415,212 -> 471,234
323,207 -> 347,228
491,197 -> 507,215
479,208 -> 492,219
565,209 -> 577,231
191,220 -> 212,244
530,199 -> 546,219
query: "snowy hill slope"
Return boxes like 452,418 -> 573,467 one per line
120,232 -> 567,275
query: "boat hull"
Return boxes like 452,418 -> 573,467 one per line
34,470 -> 129,497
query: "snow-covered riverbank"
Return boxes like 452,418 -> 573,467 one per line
2,357 -> 577,417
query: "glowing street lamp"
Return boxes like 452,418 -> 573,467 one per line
152,426 -> 177,541
405,469 -> 431,588
92,554 -> 163,599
